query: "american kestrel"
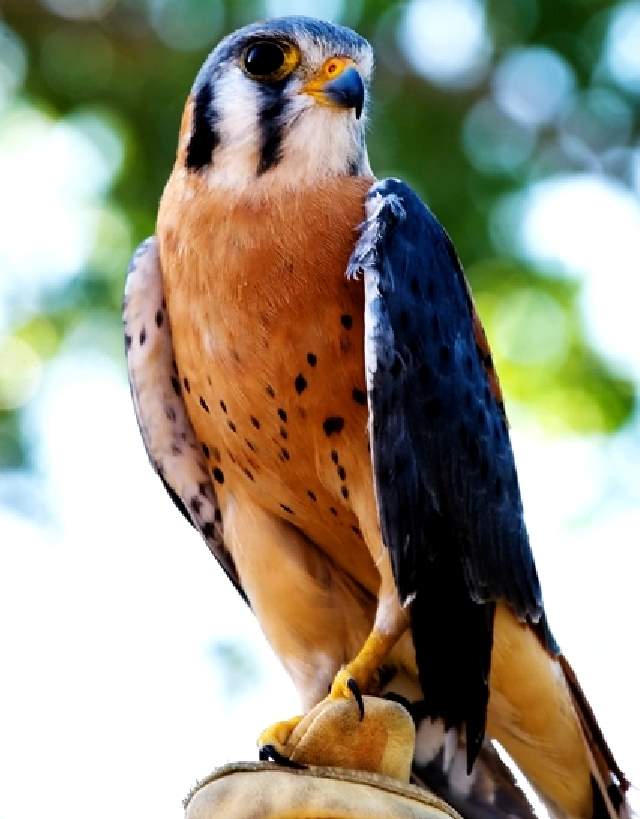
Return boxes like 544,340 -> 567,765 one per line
123,16 -> 628,819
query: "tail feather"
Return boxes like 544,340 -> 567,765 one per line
413,738 -> 539,819
559,655 -> 630,819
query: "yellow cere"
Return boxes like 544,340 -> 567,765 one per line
302,57 -> 357,101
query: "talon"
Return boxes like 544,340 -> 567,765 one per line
347,677 -> 365,720
258,744 -> 307,769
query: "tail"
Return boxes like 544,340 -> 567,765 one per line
413,729 -> 539,819
488,605 -> 630,819
558,655 -> 630,819
382,689 -> 538,819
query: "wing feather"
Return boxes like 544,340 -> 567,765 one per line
347,179 -> 557,767
123,238 -> 247,604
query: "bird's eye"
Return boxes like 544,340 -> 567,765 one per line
243,41 -> 287,78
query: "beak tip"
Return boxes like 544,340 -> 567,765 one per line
324,66 -> 365,119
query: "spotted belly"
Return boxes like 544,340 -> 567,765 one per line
168,284 -> 379,593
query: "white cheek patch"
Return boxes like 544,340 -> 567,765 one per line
205,67 -> 261,189
277,104 -> 365,184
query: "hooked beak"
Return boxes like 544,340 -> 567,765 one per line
302,58 -> 365,120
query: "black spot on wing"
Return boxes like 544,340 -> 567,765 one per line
356,178 -> 558,768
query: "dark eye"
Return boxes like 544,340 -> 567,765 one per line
244,41 -> 286,77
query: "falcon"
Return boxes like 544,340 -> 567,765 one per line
123,16 -> 628,819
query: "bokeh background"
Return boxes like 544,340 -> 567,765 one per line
0,0 -> 638,817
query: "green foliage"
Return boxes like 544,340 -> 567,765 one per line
1,0 -> 637,470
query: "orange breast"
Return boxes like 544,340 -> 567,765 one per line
157,172 -> 379,590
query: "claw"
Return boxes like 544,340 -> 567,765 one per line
347,677 -> 365,720
258,744 -> 307,769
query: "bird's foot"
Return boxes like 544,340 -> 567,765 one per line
326,630 -> 393,720
327,666 -> 365,720
257,715 -> 306,768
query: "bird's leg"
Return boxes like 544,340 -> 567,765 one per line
327,550 -> 410,717
218,500 -> 377,763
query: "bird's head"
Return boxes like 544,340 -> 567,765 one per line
178,16 -> 373,192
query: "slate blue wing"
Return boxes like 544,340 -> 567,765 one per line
347,178 -> 557,767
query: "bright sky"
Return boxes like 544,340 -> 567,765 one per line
1,3 -> 639,818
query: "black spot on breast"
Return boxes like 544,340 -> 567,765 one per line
199,396 -> 210,413
341,486 -> 349,499
139,327 -> 146,345
243,468 -> 254,481
307,353 -> 317,366
183,377 -> 191,393
124,334 -> 132,352
250,415 -> 260,429
331,450 -> 339,464
280,427 -> 288,439
190,497 -> 202,515
227,420 -> 237,433
202,522 -> 215,539
280,504 -> 294,515
171,444 -> 182,456
279,447 -> 290,461
352,388 -> 367,406
266,384 -> 275,398
337,465 -> 346,480
340,314 -> 353,330
212,467 -> 224,484
323,416 -> 344,436
246,439 -> 256,452
307,490 -> 317,502
278,408 -> 287,422
155,310 -> 163,328
171,376 -> 181,396
329,507 -> 338,516
220,400 -> 227,413
202,444 -> 210,459
351,525 -> 363,539
214,508 -> 222,523
294,374 -> 307,394
211,446 -> 221,462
